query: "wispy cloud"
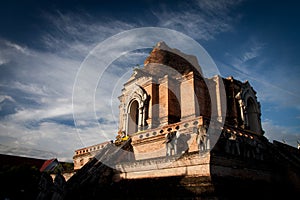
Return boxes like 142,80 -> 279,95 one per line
153,0 -> 244,40
222,38 -> 266,70
217,36 -> 300,148
0,95 -> 15,104
40,10 -> 137,57
3,39 -> 29,54
0,95 -> 16,112
0,121 -> 81,161
220,37 -> 300,108
0,10 -> 143,161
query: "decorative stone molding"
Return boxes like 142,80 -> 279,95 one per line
125,84 -> 149,134
235,82 -> 263,135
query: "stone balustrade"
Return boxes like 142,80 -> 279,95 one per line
130,116 -> 205,160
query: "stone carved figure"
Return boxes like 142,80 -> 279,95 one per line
255,141 -> 264,160
165,128 -> 180,156
242,136 -> 252,158
228,132 -> 240,155
174,126 -> 183,154
222,128 -> 265,160
196,124 -> 209,153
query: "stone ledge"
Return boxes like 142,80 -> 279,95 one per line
116,151 -> 211,179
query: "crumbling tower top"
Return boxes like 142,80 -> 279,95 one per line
143,41 -> 203,77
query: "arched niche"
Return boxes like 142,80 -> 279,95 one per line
235,83 -> 263,135
125,85 -> 149,135
246,97 -> 260,134
128,100 -> 139,135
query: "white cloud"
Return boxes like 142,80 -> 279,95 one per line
220,38 -> 300,110
216,36 -> 300,150
0,95 -> 16,111
263,119 -> 300,148
40,10 -> 137,57
0,57 -> 8,66
0,121 -> 82,162
240,44 -> 265,63
153,0 -> 243,40
0,95 -> 15,104
3,40 -> 29,54
0,39 -> 81,160
0,11 -> 140,161
223,38 -> 266,70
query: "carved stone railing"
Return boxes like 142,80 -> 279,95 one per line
131,116 -> 204,144
130,116 -> 204,160
74,141 -> 110,158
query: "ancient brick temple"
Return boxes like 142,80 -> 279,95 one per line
66,42 -> 300,199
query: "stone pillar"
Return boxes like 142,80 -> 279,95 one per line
235,92 -> 246,128
213,75 -> 226,123
125,113 -> 129,135
138,107 -> 143,131
180,72 -> 197,120
118,95 -> 125,131
142,107 -> 146,128
168,77 -> 181,124
158,75 -> 169,125
143,80 -> 159,129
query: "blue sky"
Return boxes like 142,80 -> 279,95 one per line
0,0 -> 299,161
